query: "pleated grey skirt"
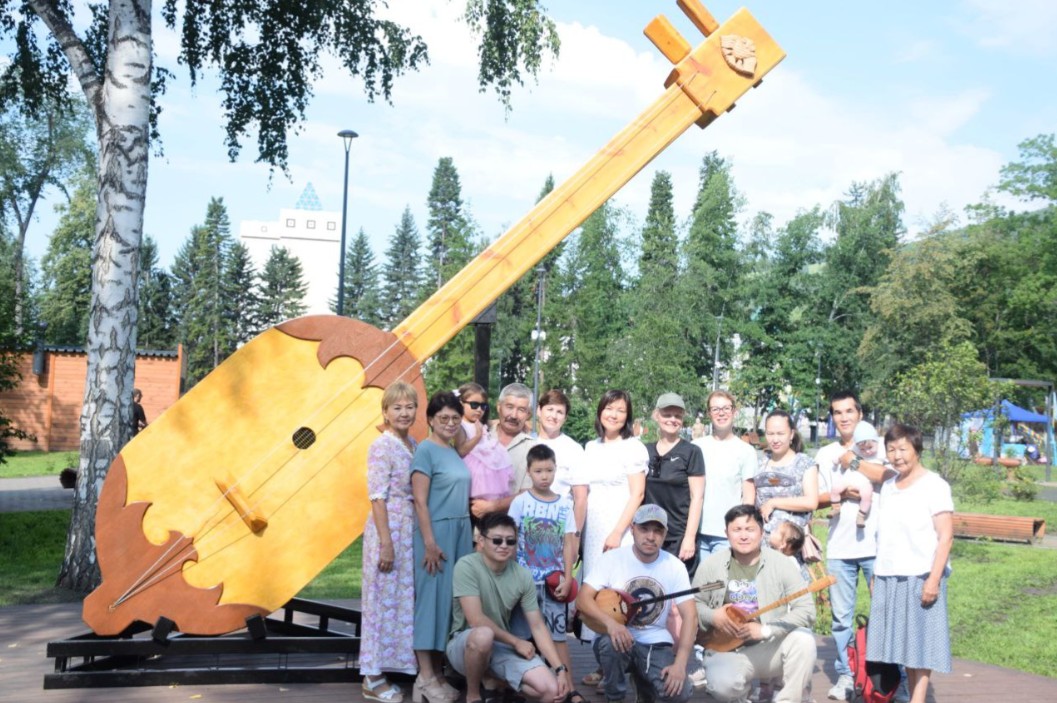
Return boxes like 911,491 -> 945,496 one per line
866,572 -> 952,673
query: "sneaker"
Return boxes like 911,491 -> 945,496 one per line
827,675 -> 853,701
688,668 -> 708,690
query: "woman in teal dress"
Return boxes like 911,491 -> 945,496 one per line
411,391 -> 473,703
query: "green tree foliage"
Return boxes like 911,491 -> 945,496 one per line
998,133 -> 1057,204
493,175 -> 555,392
613,171 -> 699,412
681,152 -> 743,391
821,173 -> 904,393
881,341 -> 1010,479
0,99 -> 93,333
860,209 -> 978,390
336,228 -> 383,325
254,245 -> 308,333
0,231 -> 31,461
172,198 -> 236,387
136,236 -> 176,350
733,208 -> 827,422
464,0 -> 561,108
422,156 -> 479,392
37,168 -> 94,346
426,157 -> 475,288
222,241 -> 258,351
545,201 -> 625,403
380,206 -> 424,327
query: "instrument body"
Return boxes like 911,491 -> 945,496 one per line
580,580 -> 724,634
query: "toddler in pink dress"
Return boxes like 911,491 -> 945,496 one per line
454,382 -> 514,500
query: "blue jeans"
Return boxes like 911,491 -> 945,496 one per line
828,556 -> 875,678
697,534 -> 730,560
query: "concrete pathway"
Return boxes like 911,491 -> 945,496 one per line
0,476 -> 74,513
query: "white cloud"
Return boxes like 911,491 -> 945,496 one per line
959,0 -> 1057,56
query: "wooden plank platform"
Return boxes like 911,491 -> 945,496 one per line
2,601 -> 1055,702
952,512 -> 1046,544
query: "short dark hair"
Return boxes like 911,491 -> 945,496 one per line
777,521 -> 805,553
426,391 -> 463,420
595,389 -> 634,439
479,511 -> 517,536
884,422 -> 924,455
829,390 -> 862,414
538,388 -> 571,413
526,443 -> 556,468
725,504 -> 764,528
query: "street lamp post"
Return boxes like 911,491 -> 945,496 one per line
336,129 -> 359,317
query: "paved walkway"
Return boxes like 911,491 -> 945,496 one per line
2,600 -> 1056,703
0,476 -> 74,513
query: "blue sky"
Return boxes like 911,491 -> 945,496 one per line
20,0 -> 1057,269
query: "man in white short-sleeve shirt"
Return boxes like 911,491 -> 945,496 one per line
693,390 -> 757,558
576,505 -> 695,703
814,391 -> 889,701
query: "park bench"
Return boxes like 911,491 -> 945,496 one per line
952,512 -> 1046,544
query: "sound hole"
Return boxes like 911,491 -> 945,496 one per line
292,427 -> 316,450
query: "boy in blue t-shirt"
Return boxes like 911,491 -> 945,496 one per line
508,444 -> 578,683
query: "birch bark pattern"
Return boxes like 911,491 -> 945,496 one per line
40,0 -> 153,592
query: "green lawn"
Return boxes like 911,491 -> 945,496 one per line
0,510 -> 74,606
0,450 -> 79,479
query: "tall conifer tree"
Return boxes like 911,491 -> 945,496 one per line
223,241 -> 258,351
254,246 -> 308,332
380,206 -> 424,327
681,152 -> 742,391
336,228 -> 383,325
137,236 -> 176,349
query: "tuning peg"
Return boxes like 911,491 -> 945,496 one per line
645,15 -> 691,64
678,0 -> 719,37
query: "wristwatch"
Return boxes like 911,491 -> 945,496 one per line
849,456 -> 862,472
553,665 -> 568,675
760,624 -> 774,640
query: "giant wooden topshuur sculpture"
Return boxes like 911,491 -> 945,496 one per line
83,0 -> 786,636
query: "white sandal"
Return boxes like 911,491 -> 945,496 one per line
364,676 -> 405,703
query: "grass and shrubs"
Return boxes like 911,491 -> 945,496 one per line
0,450 -> 79,479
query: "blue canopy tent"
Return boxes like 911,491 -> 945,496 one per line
960,400 -> 1056,466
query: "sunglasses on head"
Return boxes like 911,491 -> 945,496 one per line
486,536 -> 517,547
465,401 -> 489,411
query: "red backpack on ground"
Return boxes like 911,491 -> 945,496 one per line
846,615 -> 901,703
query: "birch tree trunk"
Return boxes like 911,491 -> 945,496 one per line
31,0 -> 153,592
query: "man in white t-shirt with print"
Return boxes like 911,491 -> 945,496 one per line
814,391 -> 889,701
576,505 -> 695,703
693,390 -> 757,558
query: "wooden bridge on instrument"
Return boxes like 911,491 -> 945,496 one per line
4,600 -> 1055,703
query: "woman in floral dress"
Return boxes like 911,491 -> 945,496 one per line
360,381 -> 420,702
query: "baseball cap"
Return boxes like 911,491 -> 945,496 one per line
633,504 -> 669,529
654,392 -> 685,410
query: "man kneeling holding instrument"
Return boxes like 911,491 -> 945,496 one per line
693,504 -> 829,703
576,505 -> 699,703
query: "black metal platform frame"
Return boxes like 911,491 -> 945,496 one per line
44,598 -> 363,689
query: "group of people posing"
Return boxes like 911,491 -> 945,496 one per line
357,382 -> 954,703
